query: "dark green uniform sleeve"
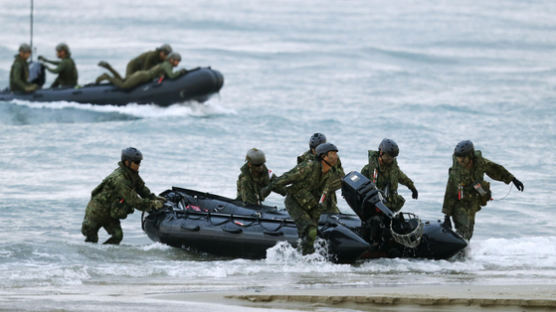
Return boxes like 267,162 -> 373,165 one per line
397,168 -> 415,190
45,59 -> 68,74
483,158 -> 514,184
136,182 -> 156,200
42,58 -> 61,66
442,169 -> 457,216
273,162 -> 312,189
160,62 -> 184,79
11,62 -> 28,91
113,175 -> 156,212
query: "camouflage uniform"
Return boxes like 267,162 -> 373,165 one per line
9,55 -> 33,92
99,60 -> 185,90
126,50 -> 165,77
42,57 -> 78,88
81,161 -> 159,244
442,151 -> 514,240
272,159 -> 342,254
236,163 -> 272,205
360,150 -> 415,213
297,150 -> 344,214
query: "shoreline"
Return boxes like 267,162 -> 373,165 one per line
155,284 -> 556,311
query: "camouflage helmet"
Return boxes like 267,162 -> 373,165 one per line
157,43 -> 172,54
55,42 -> 70,54
379,138 -> 399,157
121,147 -> 143,163
246,148 -> 266,165
167,52 -> 181,62
315,142 -> 338,159
19,43 -> 31,53
309,132 -> 326,149
454,140 -> 474,157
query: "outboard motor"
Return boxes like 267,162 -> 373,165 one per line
28,61 -> 46,88
342,171 -> 423,251
341,171 -> 393,220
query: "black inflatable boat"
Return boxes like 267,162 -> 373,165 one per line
143,172 -> 467,263
0,63 -> 224,106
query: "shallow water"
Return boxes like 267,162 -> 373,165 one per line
1,0 -> 555,311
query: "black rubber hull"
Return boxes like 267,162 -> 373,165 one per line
143,187 -> 466,263
0,67 -> 224,107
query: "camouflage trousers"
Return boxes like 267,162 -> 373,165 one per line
96,62 -> 152,90
103,71 -> 151,89
452,202 -> 480,241
385,193 -> 405,213
81,201 -> 123,245
285,194 -> 321,255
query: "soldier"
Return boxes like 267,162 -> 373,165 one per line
236,148 -> 275,205
360,138 -> 418,213
442,140 -> 524,240
297,133 -> 344,214
297,132 -> 327,163
9,43 -> 38,93
95,52 -> 187,89
269,143 -> 343,255
125,43 -> 172,77
81,147 -> 165,245
38,43 -> 78,88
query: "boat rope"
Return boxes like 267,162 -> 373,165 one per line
493,184 -> 513,201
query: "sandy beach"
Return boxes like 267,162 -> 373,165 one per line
155,284 -> 556,311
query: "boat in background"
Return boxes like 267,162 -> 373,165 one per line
0,63 -> 224,106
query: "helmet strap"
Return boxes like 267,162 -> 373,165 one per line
321,156 -> 333,169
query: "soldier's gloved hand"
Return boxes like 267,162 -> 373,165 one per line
152,200 -> 164,210
442,215 -> 452,229
178,68 -> 188,75
410,186 -> 418,199
38,55 -> 46,62
512,177 -> 524,192
261,185 -> 272,198
155,195 -> 167,202
98,60 -> 109,68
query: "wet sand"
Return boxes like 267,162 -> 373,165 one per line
155,284 -> 556,311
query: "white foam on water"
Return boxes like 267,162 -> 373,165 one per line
140,242 -> 173,252
9,98 -> 236,119
469,236 -> 556,269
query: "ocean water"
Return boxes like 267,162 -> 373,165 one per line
1,0 -> 555,311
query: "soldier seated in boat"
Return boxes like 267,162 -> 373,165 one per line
297,133 -> 345,214
236,148 -> 279,205
9,43 -> 38,93
124,43 -> 172,77
94,52 -> 187,90
38,43 -> 78,88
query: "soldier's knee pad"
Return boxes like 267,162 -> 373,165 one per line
112,228 -> 123,242
306,227 -> 317,242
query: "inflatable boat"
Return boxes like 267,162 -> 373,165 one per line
0,62 -> 224,106
143,172 -> 467,263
